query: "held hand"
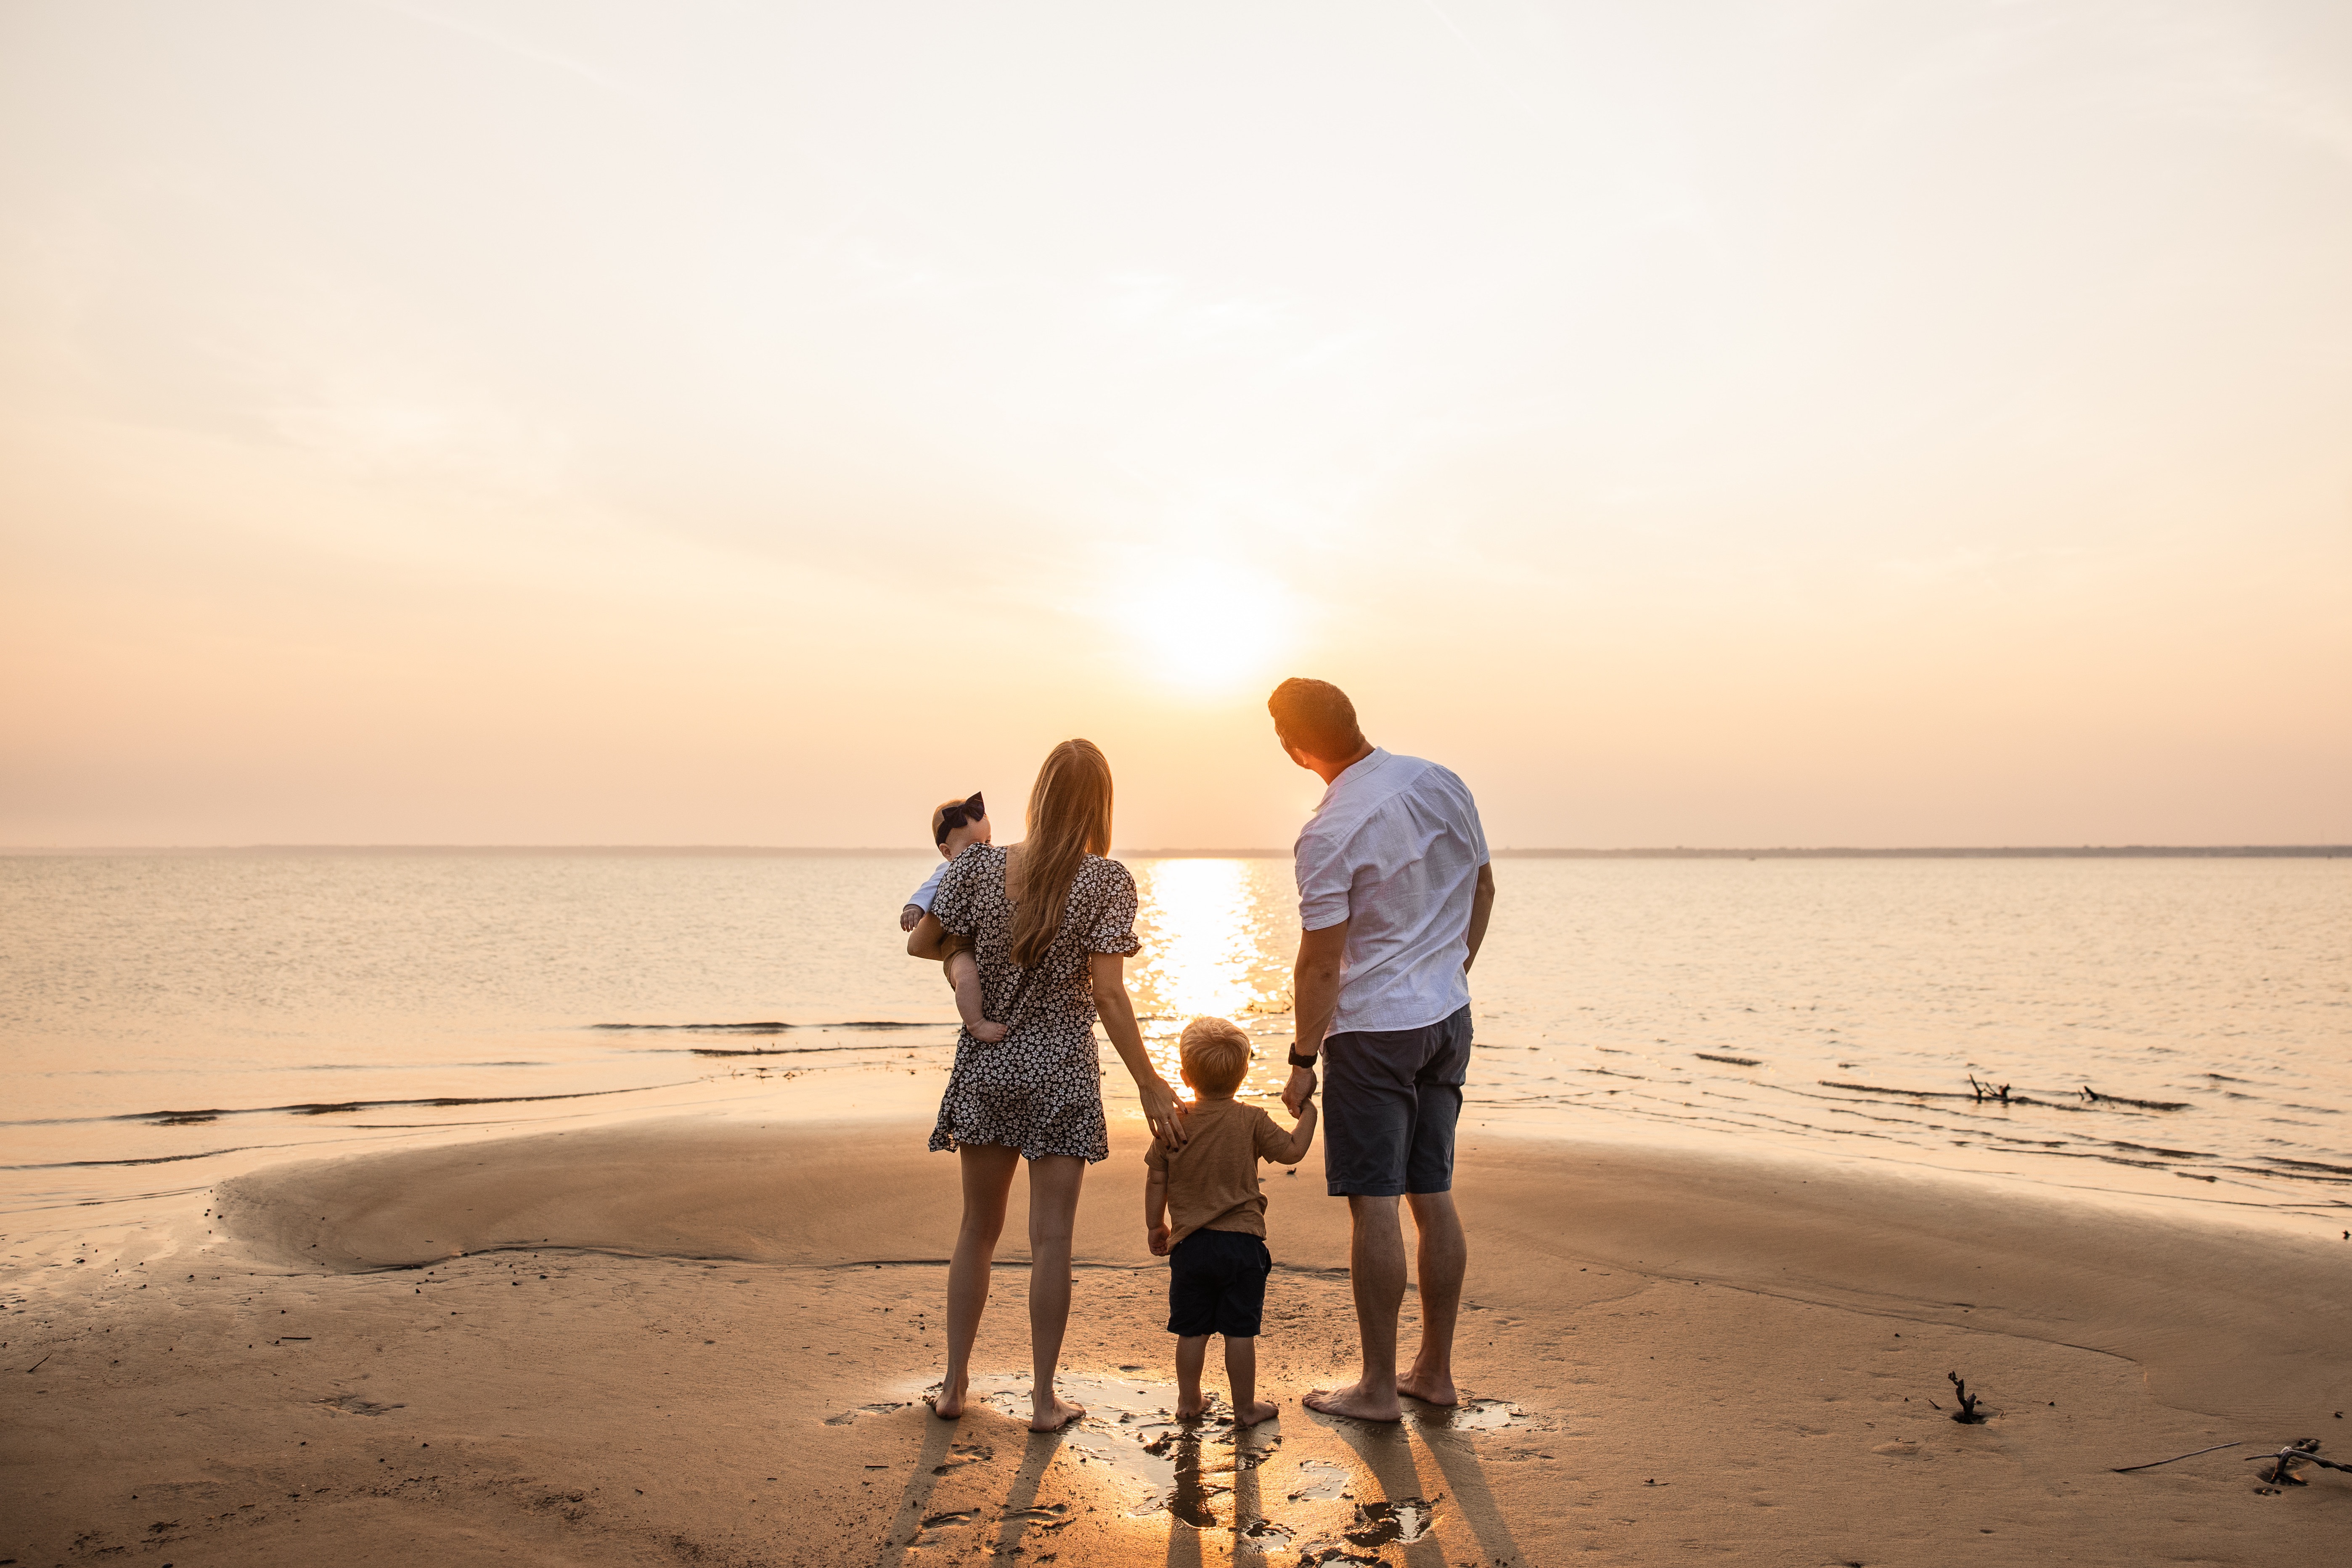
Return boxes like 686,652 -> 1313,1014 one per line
1147,1224 -> 1171,1257
900,904 -> 924,933
1137,1076 -> 1191,1150
1282,1063 -> 1317,1117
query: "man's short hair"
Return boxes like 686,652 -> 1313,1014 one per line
1267,677 -> 1365,762
1178,1016 -> 1252,1095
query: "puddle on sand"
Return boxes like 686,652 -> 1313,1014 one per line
969,1374 -> 1285,1526
1345,1495 -> 1441,1547
1411,1395 -> 1523,1432
1287,1458 -> 1351,1502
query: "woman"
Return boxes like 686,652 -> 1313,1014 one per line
906,737 -> 1187,1431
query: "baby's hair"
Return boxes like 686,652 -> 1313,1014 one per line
1178,1016 -> 1252,1096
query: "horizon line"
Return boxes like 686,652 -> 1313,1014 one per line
1,843 -> 2344,859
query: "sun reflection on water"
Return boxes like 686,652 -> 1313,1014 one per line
1125,858 -> 1298,1102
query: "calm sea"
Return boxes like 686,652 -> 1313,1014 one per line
3,852 -> 2345,1232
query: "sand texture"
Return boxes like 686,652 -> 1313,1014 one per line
5,1115 -> 2349,1565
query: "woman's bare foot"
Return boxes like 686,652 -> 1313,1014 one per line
928,1378 -> 968,1419
966,1020 -> 1006,1044
1397,1369 -> 1459,1407
1029,1393 -> 1086,1432
1302,1381 -> 1402,1422
1232,1398 -> 1280,1427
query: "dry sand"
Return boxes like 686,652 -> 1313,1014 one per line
5,1114 -> 2348,1565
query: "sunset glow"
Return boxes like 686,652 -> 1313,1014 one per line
1,3 -> 2346,848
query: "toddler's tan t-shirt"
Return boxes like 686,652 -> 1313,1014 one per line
1146,1098 -> 1295,1247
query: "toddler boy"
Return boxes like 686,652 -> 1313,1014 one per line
1145,1016 -> 1318,1424
898,792 -> 1003,1044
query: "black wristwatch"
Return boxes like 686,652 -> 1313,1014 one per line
1287,1046 -> 1320,1070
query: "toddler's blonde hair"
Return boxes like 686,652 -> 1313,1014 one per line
1178,1016 -> 1252,1096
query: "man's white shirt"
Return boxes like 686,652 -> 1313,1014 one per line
1293,748 -> 1490,1037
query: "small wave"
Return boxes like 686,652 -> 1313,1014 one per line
113,1081 -> 691,1127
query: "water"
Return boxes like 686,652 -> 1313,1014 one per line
3,851 -> 2344,1227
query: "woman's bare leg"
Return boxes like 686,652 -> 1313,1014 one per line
937,1143 -> 1020,1418
1024,1154 -> 1088,1431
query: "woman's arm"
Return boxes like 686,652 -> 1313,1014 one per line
1091,951 -> 1188,1149
906,911 -> 948,959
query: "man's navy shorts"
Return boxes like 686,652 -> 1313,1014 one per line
1321,1003 -> 1473,1197
1165,1228 -> 1271,1338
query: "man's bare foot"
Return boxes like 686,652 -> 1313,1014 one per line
1398,1369 -> 1459,1407
1029,1393 -> 1086,1432
1302,1382 -> 1402,1422
1232,1398 -> 1280,1427
966,1020 -> 1006,1044
928,1379 -> 968,1419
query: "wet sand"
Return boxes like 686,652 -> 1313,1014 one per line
5,1116 -> 2348,1565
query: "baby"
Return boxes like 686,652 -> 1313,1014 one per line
899,792 -> 1004,1044
1145,1016 -> 1318,1425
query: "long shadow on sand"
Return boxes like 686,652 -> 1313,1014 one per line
1310,1399 -> 1529,1568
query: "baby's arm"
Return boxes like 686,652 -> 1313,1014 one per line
1145,1166 -> 1171,1256
1273,1098 -> 1319,1165
900,903 -> 924,932
948,948 -> 1005,1044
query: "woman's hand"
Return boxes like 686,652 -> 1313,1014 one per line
1134,1071 -> 1191,1151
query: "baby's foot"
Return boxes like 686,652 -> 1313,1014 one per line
966,1020 -> 1006,1044
1232,1398 -> 1280,1427
1029,1393 -> 1086,1432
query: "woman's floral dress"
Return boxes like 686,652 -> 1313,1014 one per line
926,845 -> 1140,1163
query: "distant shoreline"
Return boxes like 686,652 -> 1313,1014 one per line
2,843 -> 2345,858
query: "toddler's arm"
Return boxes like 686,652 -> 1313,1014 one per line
1144,1168 -> 1171,1256
1272,1097 -> 1319,1165
900,903 -> 924,932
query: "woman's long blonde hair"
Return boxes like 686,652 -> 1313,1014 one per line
1008,739 -> 1114,969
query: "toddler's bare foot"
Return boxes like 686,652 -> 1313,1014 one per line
1302,1381 -> 1401,1422
966,1020 -> 1006,1044
1398,1369 -> 1459,1407
1029,1393 -> 1086,1432
928,1377 -> 968,1419
1173,1393 -> 1210,1421
1233,1398 -> 1280,1427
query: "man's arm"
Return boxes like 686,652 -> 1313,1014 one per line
1463,862 -> 1495,973
1283,919 -> 1348,1115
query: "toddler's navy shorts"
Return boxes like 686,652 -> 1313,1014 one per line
1165,1228 -> 1271,1338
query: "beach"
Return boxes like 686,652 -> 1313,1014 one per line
8,1112 -> 2347,1566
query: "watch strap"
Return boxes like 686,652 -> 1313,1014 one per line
1286,1046 -> 1320,1070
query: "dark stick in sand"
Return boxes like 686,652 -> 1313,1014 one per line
2111,1440 -> 2241,1473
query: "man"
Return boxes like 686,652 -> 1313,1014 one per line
1270,677 -> 1494,1421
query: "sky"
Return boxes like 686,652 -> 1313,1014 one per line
2,0 -> 2347,849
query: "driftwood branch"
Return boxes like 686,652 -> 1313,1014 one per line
1946,1372 -> 1987,1425
2112,1440 -> 2241,1473
2243,1440 -> 2352,1485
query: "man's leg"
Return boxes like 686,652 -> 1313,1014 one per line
1400,1190 -> 1466,1405
1303,1195 -> 1407,1421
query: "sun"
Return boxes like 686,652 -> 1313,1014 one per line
1117,559 -> 1293,697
